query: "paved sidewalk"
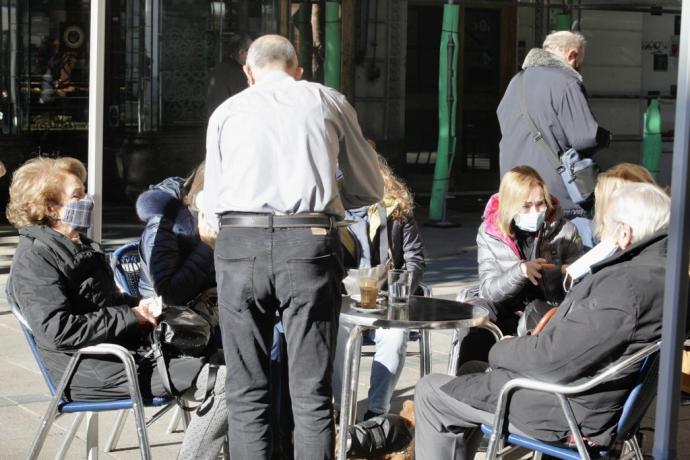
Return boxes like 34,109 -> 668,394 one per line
0,205 -> 686,458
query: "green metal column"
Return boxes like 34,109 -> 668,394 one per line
429,3 -> 460,222
643,97 -> 662,180
325,1 -> 341,90
555,13 -> 572,31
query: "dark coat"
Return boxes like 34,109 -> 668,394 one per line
498,48 -> 610,217
441,233 -> 666,446
7,225 -> 202,401
136,177 -> 215,305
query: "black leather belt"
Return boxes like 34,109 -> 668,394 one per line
220,213 -> 335,228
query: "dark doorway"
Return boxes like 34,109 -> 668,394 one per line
404,3 -> 515,195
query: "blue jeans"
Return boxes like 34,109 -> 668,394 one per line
332,324 -> 407,415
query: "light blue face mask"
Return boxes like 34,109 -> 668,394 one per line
514,210 -> 546,233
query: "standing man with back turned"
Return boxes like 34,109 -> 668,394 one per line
498,31 -> 610,244
201,35 -> 384,459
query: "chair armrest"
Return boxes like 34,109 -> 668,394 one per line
485,341 -> 660,459
52,343 -> 146,414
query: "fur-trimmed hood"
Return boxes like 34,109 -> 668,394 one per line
522,48 -> 582,83
136,176 -> 197,237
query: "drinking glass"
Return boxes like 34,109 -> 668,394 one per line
387,269 -> 412,307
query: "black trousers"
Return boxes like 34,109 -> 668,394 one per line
215,226 -> 343,460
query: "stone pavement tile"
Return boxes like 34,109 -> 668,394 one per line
1,399 -> 187,459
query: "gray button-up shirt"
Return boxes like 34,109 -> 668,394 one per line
202,71 -> 384,230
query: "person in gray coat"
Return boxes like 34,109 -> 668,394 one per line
414,182 -> 670,460
458,166 -> 583,364
498,31 -> 610,221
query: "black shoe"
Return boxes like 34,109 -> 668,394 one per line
347,414 -> 412,458
362,410 -> 382,421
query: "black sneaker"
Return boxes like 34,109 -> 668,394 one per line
347,414 -> 412,458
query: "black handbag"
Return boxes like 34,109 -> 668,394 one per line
150,305 -> 213,396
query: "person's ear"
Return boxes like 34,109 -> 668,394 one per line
616,223 -> 633,250
243,65 -> 255,86
566,49 -> 579,68
292,66 -> 304,81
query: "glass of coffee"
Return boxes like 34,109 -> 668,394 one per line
358,276 -> 379,308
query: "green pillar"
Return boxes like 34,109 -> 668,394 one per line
555,13 -> 572,31
643,97 -> 662,180
429,4 -> 460,222
324,1 -> 341,90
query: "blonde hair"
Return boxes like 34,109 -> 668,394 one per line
6,156 -> 86,229
593,163 -> 656,238
376,155 -> 414,222
497,166 -> 552,237
183,161 -> 205,210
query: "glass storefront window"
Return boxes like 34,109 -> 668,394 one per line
0,0 -> 90,135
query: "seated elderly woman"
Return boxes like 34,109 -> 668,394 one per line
592,162 -> 656,243
414,182 -> 670,459
6,157 -> 227,460
458,165 -> 583,364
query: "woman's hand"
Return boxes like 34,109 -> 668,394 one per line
132,298 -> 160,326
520,258 -> 547,286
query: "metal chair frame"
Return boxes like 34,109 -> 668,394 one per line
10,299 -> 170,460
447,283 -> 503,374
484,341 -> 661,460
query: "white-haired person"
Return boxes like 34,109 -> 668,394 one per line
414,182 -> 670,459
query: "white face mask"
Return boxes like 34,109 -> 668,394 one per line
563,238 -> 619,291
514,210 -> 546,233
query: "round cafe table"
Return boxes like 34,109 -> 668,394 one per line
336,294 -> 500,460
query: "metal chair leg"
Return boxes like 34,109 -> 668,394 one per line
104,409 -> 129,453
626,436 -> 644,460
447,328 -> 461,375
85,411 -> 99,460
532,451 -> 543,460
337,325 -> 365,460
419,329 -> 432,377
56,412 -> 85,460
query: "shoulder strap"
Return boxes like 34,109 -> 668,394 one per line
517,72 -> 564,173
377,204 -> 392,264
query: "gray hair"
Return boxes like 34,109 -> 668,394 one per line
607,183 -> 670,242
245,34 -> 298,70
543,31 -> 587,53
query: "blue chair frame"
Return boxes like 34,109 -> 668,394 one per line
482,341 -> 660,460
8,295 -> 172,459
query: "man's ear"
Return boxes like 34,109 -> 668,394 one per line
243,65 -> 255,86
566,48 -> 579,68
292,66 -> 304,81
617,223 -> 633,250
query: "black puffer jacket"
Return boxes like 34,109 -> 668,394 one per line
441,233 -> 666,446
498,48 -> 610,217
8,224 -> 202,401
137,177 -> 215,305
